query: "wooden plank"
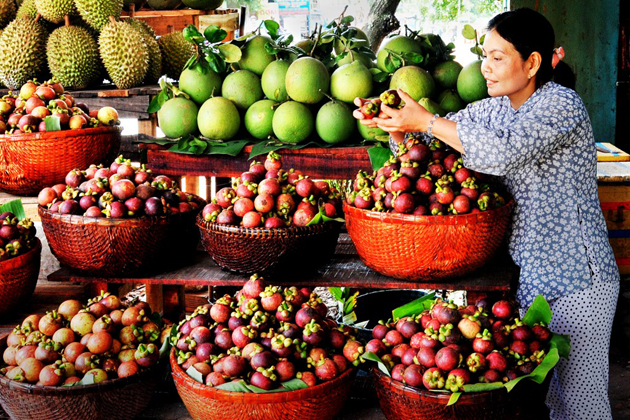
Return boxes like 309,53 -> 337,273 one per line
146,284 -> 164,315
146,144 -> 373,180
597,161 -> 630,182
48,235 -> 515,292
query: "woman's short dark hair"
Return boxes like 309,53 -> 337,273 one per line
487,8 -> 557,88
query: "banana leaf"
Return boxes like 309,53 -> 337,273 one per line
0,199 -> 26,220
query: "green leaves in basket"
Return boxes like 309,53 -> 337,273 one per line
186,366 -> 205,384
44,115 -> 61,132
306,201 -> 345,227
367,145 -> 393,171
504,347 -> 559,392
391,292 -> 435,321
65,372 -> 96,387
522,294 -> 552,326
329,287 -> 360,326
0,199 -> 26,221
214,378 -> 308,393
167,135 -> 250,156
447,392 -> 461,406
158,323 -> 176,360
361,351 -> 391,377
463,382 -> 505,392
550,333 -> 571,359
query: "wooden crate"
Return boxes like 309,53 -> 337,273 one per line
598,161 -> 630,275
121,8 -> 240,39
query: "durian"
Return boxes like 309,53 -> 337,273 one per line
0,0 -> 17,28
126,18 -> 161,84
75,0 -> 123,32
99,20 -> 148,89
16,0 -> 37,19
0,17 -> 48,89
158,31 -> 194,80
47,24 -> 100,89
34,0 -> 76,24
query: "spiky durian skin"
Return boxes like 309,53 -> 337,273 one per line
75,0 -> 123,32
126,18 -> 161,84
99,21 -> 148,89
0,18 -> 48,89
47,26 -> 99,89
158,31 -> 194,80
0,0 -> 17,28
34,0 -> 76,24
16,0 -> 37,19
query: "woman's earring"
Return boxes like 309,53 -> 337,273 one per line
528,74 -> 532,79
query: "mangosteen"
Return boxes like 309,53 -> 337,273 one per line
144,197 -> 164,216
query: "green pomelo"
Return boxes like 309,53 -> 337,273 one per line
147,0 -> 181,10
294,39 -> 314,53
272,101 -> 313,144
418,97 -> 446,117
158,97 -> 198,138
389,66 -> 435,101
330,60 -> 372,104
432,60 -> 462,90
437,89 -> 466,113
285,57 -> 329,104
222,69 -> 263,111
198,96 -> 240,140
182,0 -> 223,10
179,66 -> 222,105
261,59 -> 289,102
357,119 -> 387,141
336,50 -> 374,69
376,35 -> 423,72
333,27 -> 369,55
244,99 -> 276,140
457,60 -> 488,103
316,101 -> 355,144
239,35 -> 275,76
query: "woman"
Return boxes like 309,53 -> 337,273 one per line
354,8 -> 619,420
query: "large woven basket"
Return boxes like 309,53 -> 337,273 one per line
0,356 -> 162,420
0,238 -> 41,317
343,200 -> 514,281
0,126 -> 122,196
39,203 -> 201,277
373,368 -> 508,420
170,349 -> 354,420
197,215 -> 341,276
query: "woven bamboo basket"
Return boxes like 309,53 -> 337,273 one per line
343,200 -> 514,281
39,202 -> 201,277
0,355 -> 162,420
197,215 -> 341,276
0,126 -> 122,196
373,368 -> 509,420
0,238 -> 41,317
170,349 -> 354,420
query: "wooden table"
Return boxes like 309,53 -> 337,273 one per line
48,234 -> 517,312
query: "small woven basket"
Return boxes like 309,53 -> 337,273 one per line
0,238 -> 41,317
197,215 -> 341,276
0,126 -> 122,196
373,368 -> 508,420
170,349 -> 354,420
39,203 -> 201,277
0,358 -> 162,420
343,200 -> 514,281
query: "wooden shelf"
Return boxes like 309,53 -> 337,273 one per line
48,234 -> 516,292
144,143 -> 373,180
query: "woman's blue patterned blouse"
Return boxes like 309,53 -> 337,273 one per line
397,82 -> 619,307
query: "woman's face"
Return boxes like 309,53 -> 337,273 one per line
481,29 -> 535,107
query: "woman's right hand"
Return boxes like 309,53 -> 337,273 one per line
352,97 -> 379,128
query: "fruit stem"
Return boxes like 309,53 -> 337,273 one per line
109,16 -> 117,24
64,15 -> 70,27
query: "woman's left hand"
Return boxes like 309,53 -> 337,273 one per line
373,89 -> 434,133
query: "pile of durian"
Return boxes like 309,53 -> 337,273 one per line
0,0 -> 195,89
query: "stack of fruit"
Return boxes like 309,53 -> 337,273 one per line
366,298 -> 553,392
37,156 -> 203,218
1,293 -> 170,386
0,79 -> 119,134
0,211 -> 37,261
201,152 -> 342,227
0,0 -> 194,90
345,130 -> 506,216
156,16 -> 488,145
172,275 -> 364,390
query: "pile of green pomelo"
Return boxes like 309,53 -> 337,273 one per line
157,22 -> 488,146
